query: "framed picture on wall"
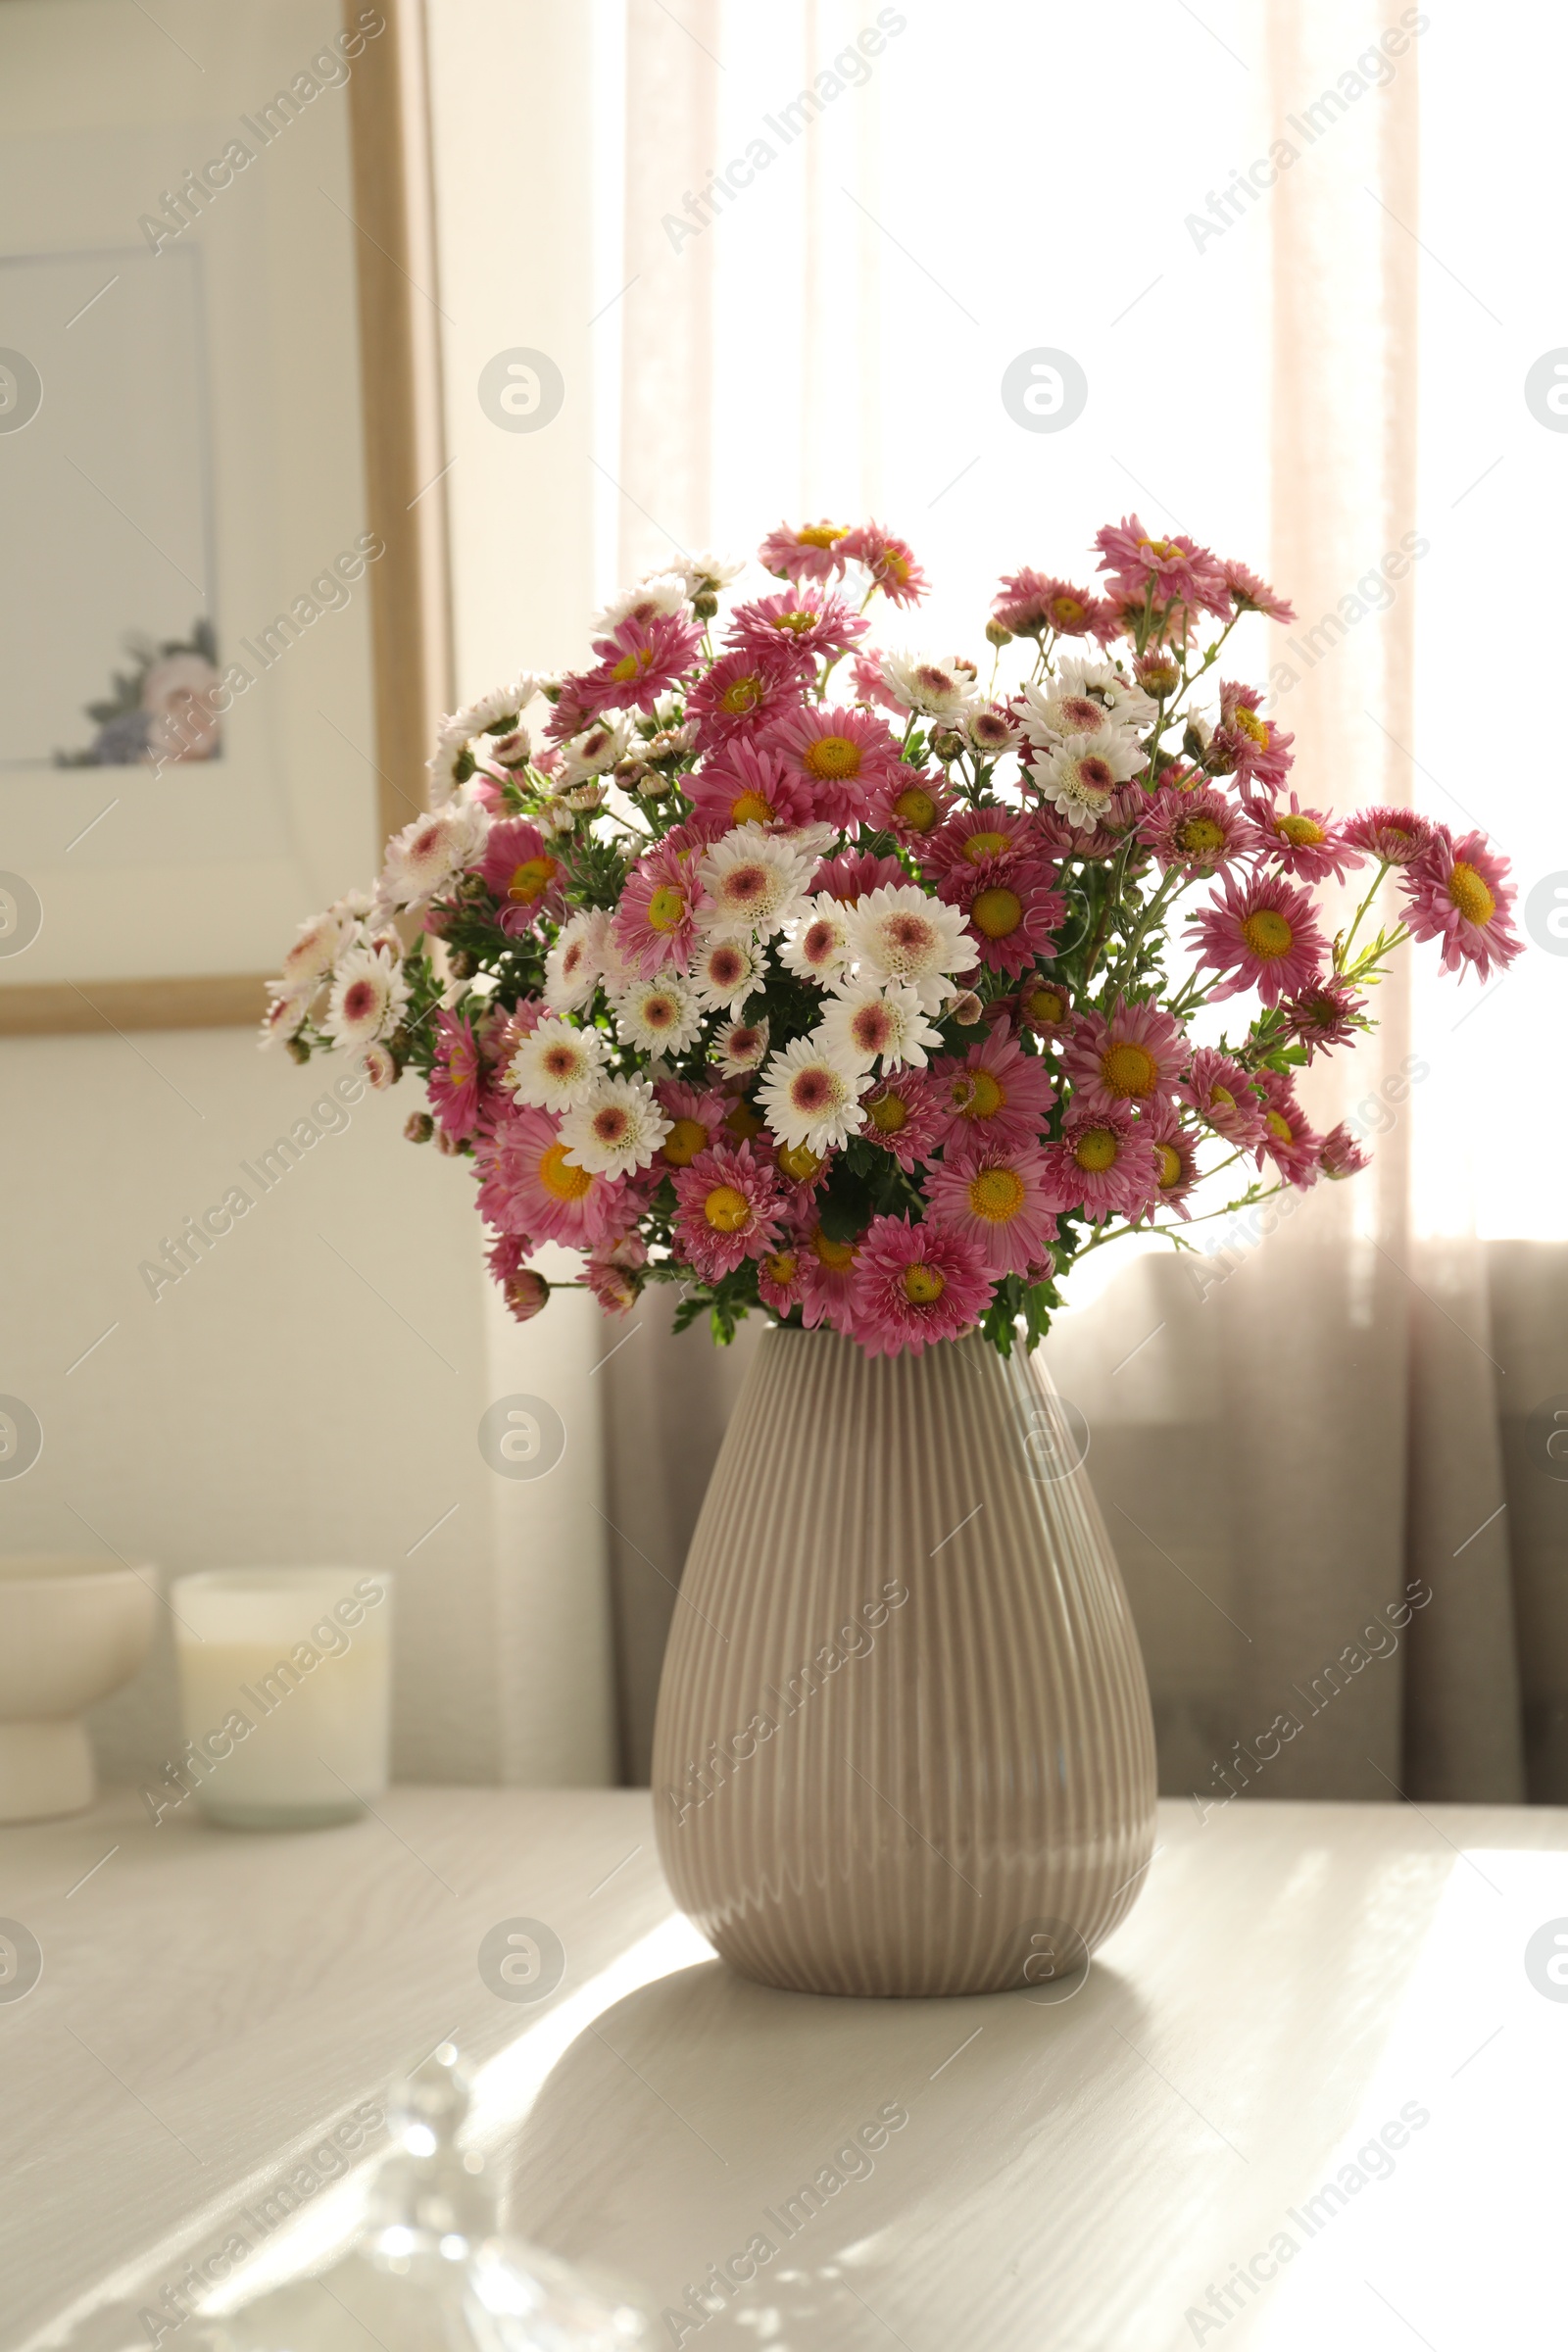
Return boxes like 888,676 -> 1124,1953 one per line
0,0 -> 450,1035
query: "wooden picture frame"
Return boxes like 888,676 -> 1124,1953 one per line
0,0 -> 451,1038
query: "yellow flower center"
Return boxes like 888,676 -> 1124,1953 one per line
611,646 -> 656,685
894,785 -> 938,832
508,856 -> 559,905
804,734 -> 860,780
720,674 -> 763,714
1139,536 -> 1183,562
1276,812 -> 1325,847
662,1116 -> 710,1166
1026,984 -> 1065,1024
776,1140 -> 823,1181
704,1184 -> 752,1233
538,1142 -> 593,1201
647,884 -> 688,933
867,1092 -> 908,1136
773,609 -> 820,636
1074,1128 -> 1118,1173
1447,860 -> 1495,925
810,1228 -> 857,1271
1050,594 -> 1085,625
963,830 -> 1012,863
903,1262 -> 946,1304
1242,908 -> 1294,961
731,789 -> 775,825
725,1098 -> 765,1141
796,523 -> 847,550
763,1250 -> 797,1285
956,1068 -> 1004,1119
1101,1041 -> 1157,1099
971,887 -> 1023,940
1156,1142 -> 1183,1189
1178,816 -> 1226,856
968,1167 -> 1026,1222
1232,705 -> 1269,747
1209,1084 -> 1235,1110
1266,1108 -> 1293,1145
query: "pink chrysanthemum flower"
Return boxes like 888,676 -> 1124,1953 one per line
810,849 -> 908,905
766,1131 -> 834,1202
1400,827 -> 1523,983
1039,1103 -> 1158,1223
866,764 -> 955,848
797,1220 -> 865,1335
932,1023 -> 1055,1152
1007,975 -> 1074,1046
611,841 -> 706,977
849,648 -> 906,713
474,1106 -> 636,1249
757,1239 -> 808,1318
585,1233 -> 647,1316
686,648 -> 810,751
591,611 -> 704,710
1178,1048 -> 1267,1147
839,520 -> 928,607
1094,514 -> 1230,616
727,587 -> 867,669
1281,977 -> 1366,1060
1321,1122 -> 1372,1179
763,705 -> 905,828
1217,559 -> 1296,625
486,1233 -> 551,1324
991,569 -> 1115,641
1062,997 -> 1190,1114
758,518 -> 852,584
1253,1071 -> 1323,1189
926,1143 -> 1059,1274
481,818 -> 565,935
1247,792 -> 1363,884
849,1215 -> 996,1358
1340,806 -> 1435,866
1032,799 -> 1135,862
938,865 -> 1065,978
1207,681 -> 1295,795
686,738 -> 817,838
426,1010 -> 483,1141
921,803 -> 1042,885
1139,1103 -> 1200,1222
654,1079 -> 729,1172
672,1141 -> 786,1281
859,1070 -> 943,1170
1188,870 -> 1330,1006
1139,781 -> 1253,876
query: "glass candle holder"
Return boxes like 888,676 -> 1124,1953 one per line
169,1568 -> 392,1831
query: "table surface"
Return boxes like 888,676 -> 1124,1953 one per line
0,1788 -> 1563,2352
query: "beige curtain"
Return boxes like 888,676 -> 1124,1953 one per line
598,0 -> 1568,1796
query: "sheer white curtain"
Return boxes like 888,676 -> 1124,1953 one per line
593,0 -> 1567,1796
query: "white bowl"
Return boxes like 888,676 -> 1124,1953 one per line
0,1556 -> 158,1822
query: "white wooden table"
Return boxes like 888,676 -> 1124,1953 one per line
0,1789 -> 1562,2351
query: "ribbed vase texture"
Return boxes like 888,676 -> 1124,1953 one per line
651,1325 -> 1157,1996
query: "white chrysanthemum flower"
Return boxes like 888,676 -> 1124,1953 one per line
508,1016 -> 608,1110
964,704 -> 1020,757
818,981 -> 943,1072
691,932 -> 765,1013
592,573 -> 690,634
544,909 -> 611,1013
612,973 -> 704,1054
758,1035 -> 869,1153
426,678 -> 538,798
698,824 -> 815,941
1019,657 -> 1156,753
879,652 -> 979,719
779,893 -> 855,987
555,718 -> 628,787
560,1076 -> 669,1176
378,800 -> 490,911
674,549 -> 746,594
280,905 -> 356,991
713,1016 -> 769,1074
259,982 -> 311,1048
324,944 -> 409,1050
1032,732 -> 1143,828
845,883 -> 979,1014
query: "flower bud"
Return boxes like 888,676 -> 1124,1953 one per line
505,1269 -> 550,1322
363,1043 -> 400,1091
930,728 -> 965,762
985,618 -> 1013,648
692,591 -> 719,620
949,990 -> 984,1026
284,1036 -> 311,1066
403,1111 -> 435,1144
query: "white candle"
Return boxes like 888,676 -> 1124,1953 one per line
169,1568 -> 392,1829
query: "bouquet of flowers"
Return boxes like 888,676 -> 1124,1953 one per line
264,515 -> 1520,1359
